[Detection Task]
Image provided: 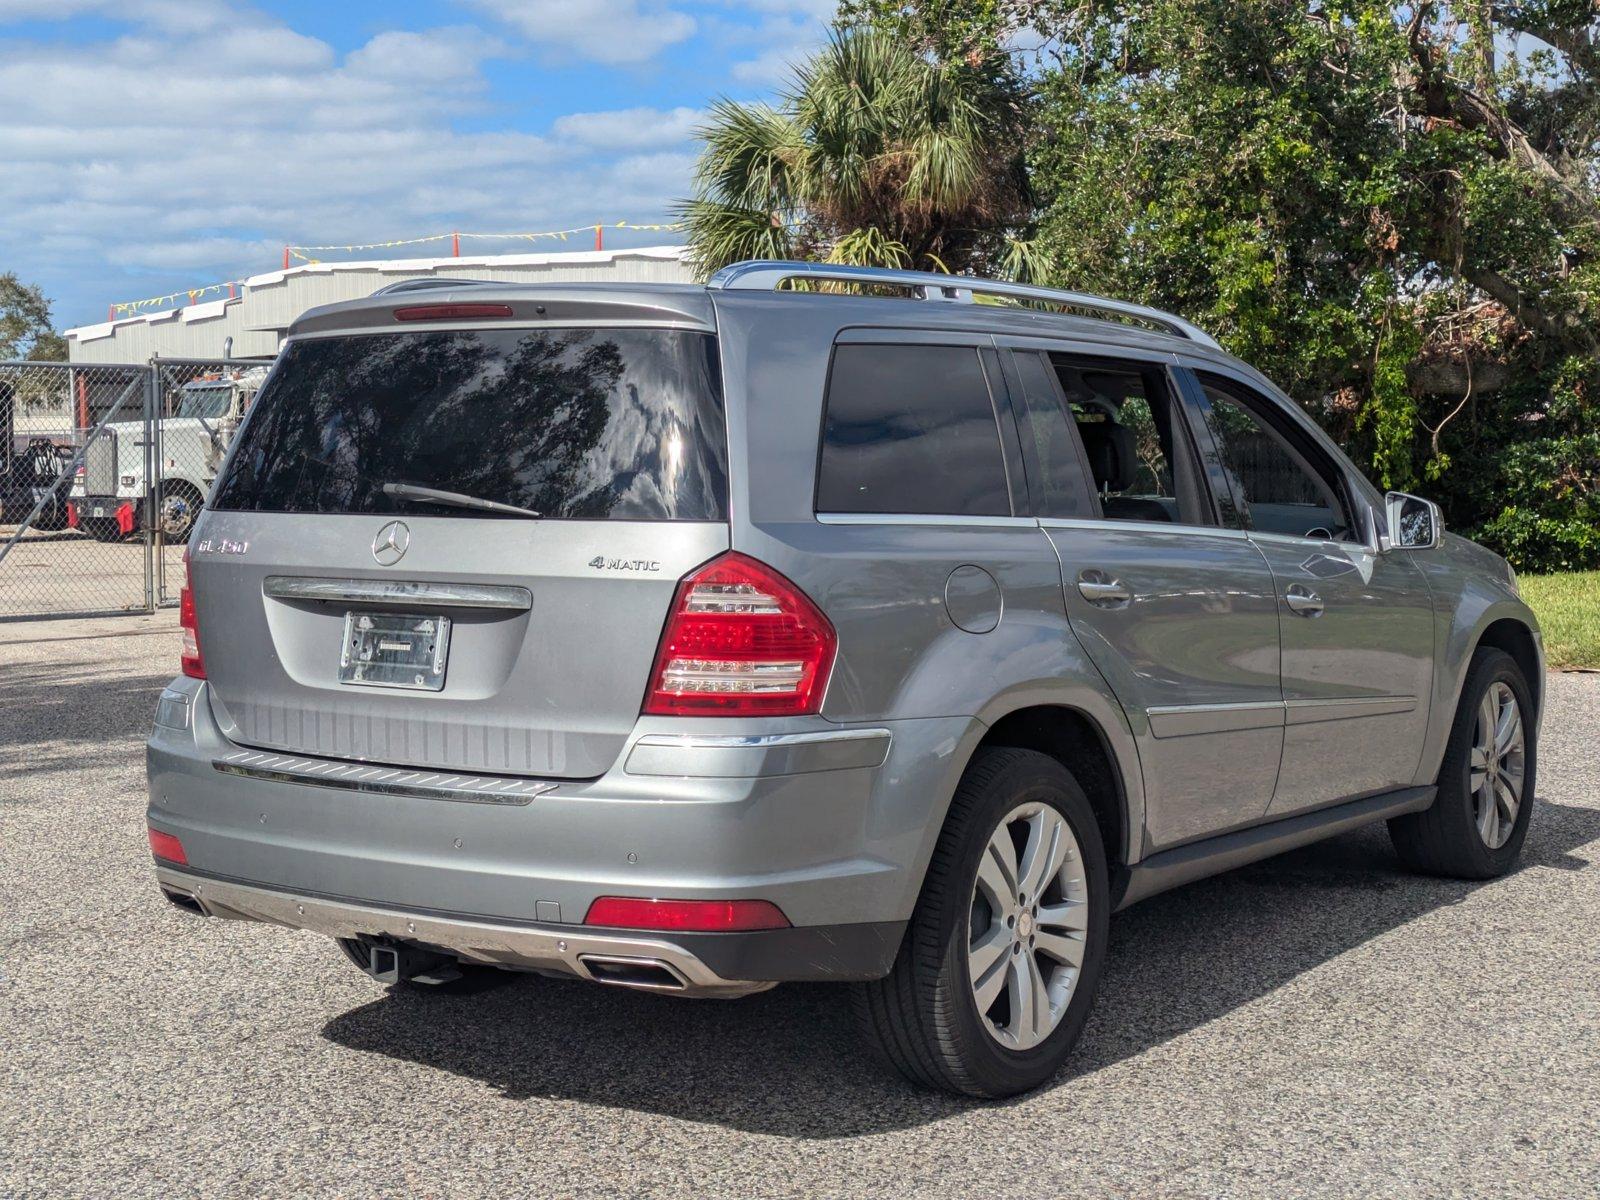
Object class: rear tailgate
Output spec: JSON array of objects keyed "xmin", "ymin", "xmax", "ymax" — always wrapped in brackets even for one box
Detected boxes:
[
  {"xmin": 193, "ymin": 312, "xmax": 728, "ymax": 779},
  {"xmin": 194, "ymin": 513, "xmax": 725, "ymax": 777}
]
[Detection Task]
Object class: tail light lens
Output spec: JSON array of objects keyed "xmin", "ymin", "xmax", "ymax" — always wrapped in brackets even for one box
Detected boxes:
[
  {"xmin": 643, "ymin": 552, "xmax": 836, "ymax": 716},
  {"xmin": 179, "ymin": 548, "xmax": 204, "ymax": 679},
  {"xmin": 147, "ymin": 827, "xmax": 188, "ymax": 865},
  {"xmin": 584, "ymin": 896, "xmax": 790, "ymax": 932}
]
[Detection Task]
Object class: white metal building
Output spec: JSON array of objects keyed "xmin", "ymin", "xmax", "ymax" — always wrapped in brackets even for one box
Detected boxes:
[{"xmin": 65, "ymin": 246, "xmax": 694, "ymax": 364}]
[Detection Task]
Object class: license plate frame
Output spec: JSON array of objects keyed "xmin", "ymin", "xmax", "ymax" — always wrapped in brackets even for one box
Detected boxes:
[{"xmin": 339, "ymin": 611, "xmax": 451, "ymax": 691}]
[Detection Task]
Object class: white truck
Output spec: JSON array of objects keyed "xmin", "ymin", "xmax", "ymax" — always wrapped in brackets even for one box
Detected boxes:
[{"xmin": 70, "ymin": 366, "xmax": 269, "ymax": 543}]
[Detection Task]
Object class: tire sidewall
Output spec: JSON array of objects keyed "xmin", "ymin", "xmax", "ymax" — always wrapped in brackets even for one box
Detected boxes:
[{"xmin": 932, "ymin": 755, "xmax": 1111, "ymax": 1096}]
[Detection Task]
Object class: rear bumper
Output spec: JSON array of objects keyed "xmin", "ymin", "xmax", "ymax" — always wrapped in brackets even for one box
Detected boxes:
[
  {"xmin": 156, "ymin": 865, "xmax": 903, "ymax": 995},
  {"xmin": 148, "ymin": 678, "xmax": 976, "ymax": 982}
]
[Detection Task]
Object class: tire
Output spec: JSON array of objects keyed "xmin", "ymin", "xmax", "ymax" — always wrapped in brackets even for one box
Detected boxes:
[
  {"xmin": 1389, "ymin": 647, "xmax": 1536, "ymax": 879},
  {"xmin": 854, "ymin": 747, "xmax": 1110, "ymax": 1098},
  {"xmin": 155, "ymin": 483, "xmax": 204, "ymax": 545}
]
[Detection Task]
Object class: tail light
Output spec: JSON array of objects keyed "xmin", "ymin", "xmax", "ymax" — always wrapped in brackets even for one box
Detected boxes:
[
  {"xmin": 147, "ymin": 827, "xmax": 188, "ymax": 865},
  {"xmin": 179, "ymin": 548, "xmax": 204, "ymax": 678},
  {"xmin": 583, "ymin": 896, "xmax": 790, "ymax": 932},
  {"xmin": 643, "ymin": 552, "xmax": 836, "ymax": 716}
]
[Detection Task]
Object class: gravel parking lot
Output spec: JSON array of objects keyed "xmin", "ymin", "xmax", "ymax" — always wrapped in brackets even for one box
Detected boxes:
[{"xmin": 3, "ymin": 614, "xmax": 1597, "ymax": 1199}]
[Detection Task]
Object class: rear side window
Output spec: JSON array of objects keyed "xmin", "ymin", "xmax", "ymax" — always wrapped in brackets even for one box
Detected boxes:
[
  {"xmin": 212, "ymin": 328, "xmax": 727, "ymax": 521},
  {"xmin": 816, "ymin": 344, "xmax": 1011, "ymax": 516}
]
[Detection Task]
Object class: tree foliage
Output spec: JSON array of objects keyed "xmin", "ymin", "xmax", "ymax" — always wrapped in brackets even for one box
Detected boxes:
[
  {"xmin": 678, "ymin": 26, "xmax": 1032, "ymax": 278},
  {"xmin": 809, "ymin": 1, "xmax": 1600, "ymax": 570},
  {"xmin": 0, "ymin": 273, "xmax": 65, "ymax": 362}
]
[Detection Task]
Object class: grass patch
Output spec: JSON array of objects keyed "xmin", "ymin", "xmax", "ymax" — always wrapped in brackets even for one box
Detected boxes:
[{"xmin": 1520, "ymin": 571, "xmax": 1600, "ymax": 670}]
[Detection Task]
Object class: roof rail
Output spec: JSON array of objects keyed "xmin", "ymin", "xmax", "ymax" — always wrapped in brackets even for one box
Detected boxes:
[
  {"xmin": 705, "ymin": 260, "xmax": 1220, "ymax": 349},
  {"xmin": 370, "ymin": 277, "xmax": 502, "ymax": 297}
]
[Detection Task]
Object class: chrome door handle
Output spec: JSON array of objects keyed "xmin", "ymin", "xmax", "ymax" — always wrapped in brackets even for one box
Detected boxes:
[
  {"xmin": 1077, "ymin": 570, "xmax": 1131, "ymax": 608},
  {"xmin": 1285, "ymin": 585, "xmax": 1323, "ymax": 617}
]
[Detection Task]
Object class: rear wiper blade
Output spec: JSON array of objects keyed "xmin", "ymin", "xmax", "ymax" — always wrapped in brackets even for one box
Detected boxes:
[{"xmin": 381, "ymin": 482, "xmax": 542, "ymax": 518}]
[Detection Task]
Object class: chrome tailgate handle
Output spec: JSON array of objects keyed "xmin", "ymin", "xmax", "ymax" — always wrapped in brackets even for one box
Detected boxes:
[
  {"xmin": 1077, "ymin": 570, "xmax": 1131, "ymax": 608},
  {"xmin": 1285, "ymin": 585, "xmax": 1324, "ymax": 617}
]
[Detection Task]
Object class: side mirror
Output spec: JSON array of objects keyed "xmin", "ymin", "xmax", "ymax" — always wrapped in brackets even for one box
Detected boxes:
[{"xmin": 1385, "ymin": 491, "xmax": 1442, "ymax": 550}]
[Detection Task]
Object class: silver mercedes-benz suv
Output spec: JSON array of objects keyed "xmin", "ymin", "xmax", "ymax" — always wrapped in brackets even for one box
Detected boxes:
[{"xmin": 148, "ymin": 261, "xmax": 1543, "ymax": 1097}]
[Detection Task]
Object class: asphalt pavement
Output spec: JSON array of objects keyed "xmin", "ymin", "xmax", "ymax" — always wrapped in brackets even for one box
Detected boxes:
[{"xmin": 2, "ymin": 614, "xmax": 1597, "ymax": 1199}]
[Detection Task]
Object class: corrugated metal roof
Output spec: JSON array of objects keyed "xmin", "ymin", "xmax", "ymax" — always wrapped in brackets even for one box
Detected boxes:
[{"xmin": 66, "ymin": 246, "xmax": 693, "ymax": 363}]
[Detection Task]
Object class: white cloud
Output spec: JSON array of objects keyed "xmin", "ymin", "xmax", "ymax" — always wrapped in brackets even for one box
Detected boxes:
[
  {"xmin": 0, "ymin": 5, "xmax": 710, "ymax": 325},
  {"xmin": 468, "ymin": 0, "xmax": 696, "ymax": 65},
  {"xmin": 553, "ymin": 105, "xmax": 702, "ymax": 150},
  {"xmin": 731, "ymin": 46, "xmax": 806, "ymax": 87}
]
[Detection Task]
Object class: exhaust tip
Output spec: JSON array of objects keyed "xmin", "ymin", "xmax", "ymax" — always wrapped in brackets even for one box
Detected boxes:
[
  {"xmin": 578, "ymin": 955, "xmax": 688, "ymax": 992},
  {"xmin": 161, "ymin": 886, "xmax": 205, "ymax": 916}
]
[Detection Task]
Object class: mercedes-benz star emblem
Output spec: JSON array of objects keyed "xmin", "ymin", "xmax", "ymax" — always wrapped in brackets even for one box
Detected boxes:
[{"xmin": 372, "ymin": 520, "xmax": 410, "ymax": 566}]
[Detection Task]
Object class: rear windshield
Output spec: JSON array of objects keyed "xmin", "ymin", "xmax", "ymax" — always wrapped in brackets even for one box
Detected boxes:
[{"xmin": 212, "ymin": 328, "xmax": 727, "ymax": 521}]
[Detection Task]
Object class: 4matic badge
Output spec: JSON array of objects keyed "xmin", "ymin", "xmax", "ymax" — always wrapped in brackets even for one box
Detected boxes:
[{"xmin": 588, "ymin": 556, "xmax": 661, "ymax": 573}]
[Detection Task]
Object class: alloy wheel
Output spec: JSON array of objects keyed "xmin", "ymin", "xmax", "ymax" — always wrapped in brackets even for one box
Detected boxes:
[
  {"xmin": 1471, "ymin": 681, "xmax": 1525, "ymax": 850},
  {"xmin": 967, "ymin": 802, "xmax": 1089, "ymax": 1050}
]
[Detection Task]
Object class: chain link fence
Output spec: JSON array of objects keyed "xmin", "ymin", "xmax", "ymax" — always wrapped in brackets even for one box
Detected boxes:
[{"xmin": 0, "ymin": 356, "xmax": 273, "ymax": 620}]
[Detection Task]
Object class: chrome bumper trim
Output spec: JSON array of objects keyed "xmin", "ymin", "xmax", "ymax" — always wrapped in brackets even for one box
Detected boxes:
[
  {"xmin": 633, "ymin": 727, "xmax": 891, "ymax": 750},
  {"xmin": 155, "ymin": 867, "xmax": 770, "ymax": 999},
  {"xmin": 212, "ymin": 748, "xmax": 559, "ymax": 805}
]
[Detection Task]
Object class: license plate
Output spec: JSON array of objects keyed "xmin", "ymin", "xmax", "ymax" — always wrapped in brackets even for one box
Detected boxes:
[
  {"xmin": 339, "ymin": 612, "xmax": 451, "ymax": 691},
  {"xmin": 90, "ymin": 505, "xmax": 107, "ymax": 517}
]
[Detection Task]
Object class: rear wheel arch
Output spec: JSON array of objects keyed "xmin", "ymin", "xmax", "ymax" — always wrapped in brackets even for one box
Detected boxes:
[{"xmin": 967, "ymin": 704, "xmax": 1131, "ymax": 874}]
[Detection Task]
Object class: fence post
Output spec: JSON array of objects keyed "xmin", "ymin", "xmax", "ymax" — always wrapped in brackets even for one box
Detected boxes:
[{"xmin": 143, "ymin": 360, "xmax": 158, "ymax": 612}]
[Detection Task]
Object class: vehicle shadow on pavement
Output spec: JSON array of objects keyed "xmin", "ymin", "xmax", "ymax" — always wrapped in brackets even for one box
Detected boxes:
[
  {"xmin": 321, "ymin": 798, "xmax": 1600, "ymax": 1137},
  {"xmin": 0, "ymin": 660, "xmax": 173, "ymax": 785}
]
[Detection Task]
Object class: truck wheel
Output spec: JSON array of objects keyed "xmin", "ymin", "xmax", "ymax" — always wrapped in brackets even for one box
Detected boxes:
[
  {"xmin": 156, "ymin": 483, "xmax": 204, "ymax": 544},
  {"xmin": 854, "ymin": 747, "xmax": 1110, "ymax": 1098},
  {"xmin": 1389, "ymin": 647, "xmax": 1537, "ymax": 879}
]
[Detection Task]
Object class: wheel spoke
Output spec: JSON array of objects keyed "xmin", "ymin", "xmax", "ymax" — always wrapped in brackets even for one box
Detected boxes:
[
  {"xmin": 975, "ymin": 835, "xmax": 1018, "ymax": 911},
  {"xmin": 1033, "ymin": 928, "xmax": 1085, "ymax": 968},
  {"xmin": 971, "ymin": 944, "xmax": 1010, "ymax": 1013},
  {"xmin": 969, "ymin": 923, "xmax": 1010, "ymax": 988},
  {"xmin": 1008, "ymin": 955, "xmax": 1035, "ymax": 1039},
  {"xmin": 1493, "ymin": 694, "xmax": 1519, "ymax": 755},
  {"xmin": 1477, "ymin": 788, "xmax": 1497, "ymax": 845},
  {"xmin": 1477, "ymin": 692, "xmax": 1497, "ymax": 755},
  {"xmin": 1036, "ymin": 899, "xmax": 1088, "ymax": 934},
  {"xmin": 1494, "ymin": 776, "xmax": 1520, "ymax": 824},
  {"xmin": 1019, "ymin": 812, "xmax": 1068, "ymax": 899}
]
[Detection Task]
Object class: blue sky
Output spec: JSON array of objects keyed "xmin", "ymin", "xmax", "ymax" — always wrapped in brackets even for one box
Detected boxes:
[{"xmin": 0, "ymin": 0, "xmax": 834, "ymax": 330}]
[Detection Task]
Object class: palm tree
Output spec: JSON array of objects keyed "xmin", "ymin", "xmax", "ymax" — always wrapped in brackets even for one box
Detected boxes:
[{"xmin": 678, "ymin": 27, "xmax": 1033, "ymax": 279}]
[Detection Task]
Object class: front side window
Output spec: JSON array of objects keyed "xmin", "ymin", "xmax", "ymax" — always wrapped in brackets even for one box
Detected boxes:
[
  {"xmin": 816, "ymin": 343, "xmax": 1011, "ymax": 516},
  {"xmin": 1197, "ymin": 374, "xmax": 1354, "ymax": 541},
  {"xmin": 211, "ymin": 328, "xmax": 728, "ymax": 521}
]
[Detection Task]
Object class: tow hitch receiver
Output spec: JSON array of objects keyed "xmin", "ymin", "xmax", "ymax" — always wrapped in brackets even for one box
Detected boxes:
[{"xmin": 356, "ymin": 939, "xmax": 462, "ymax": 987}]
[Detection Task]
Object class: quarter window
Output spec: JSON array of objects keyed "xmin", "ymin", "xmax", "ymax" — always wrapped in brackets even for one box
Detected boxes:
[{"xmin": 816, "ymin": 344, "xmax": 1011, "ymax": 516}]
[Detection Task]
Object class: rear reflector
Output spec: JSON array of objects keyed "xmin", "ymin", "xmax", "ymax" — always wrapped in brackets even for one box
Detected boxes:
[
  {"xmin": 393, "ymin": 303, "xmax": 514, "ymax": 322},
  {"xmin": 147, "ymin": 827, "xmax": 188, "ymax": 865},
  {"xmin": 179, "ymin": 547, "xmax": 204, "ymax": 679},
  {"xmin": 583, "ymin": 896, "xmax": 790, "ymax": 932},
  {"xmin": 643, "ymin": 552, "xmax": 836, "ymax": 716}
]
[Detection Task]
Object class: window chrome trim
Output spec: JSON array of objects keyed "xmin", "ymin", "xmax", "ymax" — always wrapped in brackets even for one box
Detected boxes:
[
  {"xmin": 814, "ymin": 512, "xmax": 1040, "ymax": 528},
  {"xmin": 1038, "ymin": 517, "xmax": 1249, "ymax": 540},
  {"xmin": 264, "ymin": 576, "xmax": 533, "ymax": 611}
]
